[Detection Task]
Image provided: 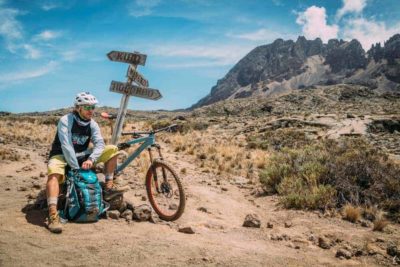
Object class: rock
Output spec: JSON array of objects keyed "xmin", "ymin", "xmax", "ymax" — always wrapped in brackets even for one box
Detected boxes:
[
  {"xmin": 318, "ymin": 236, "xmax": 332, "ymax": 249},
  {"xmin": 387, "ymin": 244, "xmax": 399, "ymax": 257},
  {"xmin": 360, "ymin": 219, "xmax": 372, "ymax": 227},
  {"xmin": 32, "ymin": 182, "xmax": 41, "ymax": 190},
  {"xmin": 197, "ymin": 207, "xmax": 208, "ymax": 213},
  {"xmin": 169, "ymin": 203, "xmax": 178, "ymax": 210},
  {"xmin": 39, "ymin": 172, "xmax": 46, "ymax": 178},
  {"xmin": 5, "ymin": 187, "xmax": 11, "ymax": 191},
  {"xmin": 27, "ymin": 192, "xmax": 37, "ymax": 199},
  {"xmin": 108, "ymin": 194, "xmax": 124, "ymax": 211},
  {"xmin": 133, "ymin": 204, "xmax": 152, "ymax": 221},
  {"xmin": 336, "ymin": 248, "xmax": 352, "ymax": 259},
  {"xmin": 243, "ymin": 214, "xmax": 261, "ymax": 228},
  {"xmin": 107, "ymin": 210, "xmax": 120, "ymax": 220},
  {"xmin": 267, "ymin": 222, "xmax": 274, "ymax": 228},
  {"xmin": 118, "ymin": 201, "xmax": 127, "ymax": 213},
  {"xmin": 141, "ymin": 196, "xmax": 147, "ymax": 201},
  {"xmin": 284, "ymin": 221, "xmax": 293, "ymax": 228},
  {"xmin": 17, "ymin": 186, "xmax": 28, "ymax": 192},
  {"xmin": 125, "ymin": 199, "xmax": 135, "ymax": 211},
  {"xmin": 178, "ymin": 226, "xmax": 195, "ymax": 234},
  {"xmin": 149, "ymin": 214, "xmax": 162, "ymax": 224},
  {"xmin": 120, "ymin": 209, "xmax": 133, "ymax": 221},
  {"xmin": 347, "ymin": 113, "xmax": 356, "ymax": 119}
]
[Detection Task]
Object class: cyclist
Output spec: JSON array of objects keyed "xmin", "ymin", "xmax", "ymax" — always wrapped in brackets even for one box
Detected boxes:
[{"xmin": 46, "ymin": 92, "xmax": 128, "ymax": 233}]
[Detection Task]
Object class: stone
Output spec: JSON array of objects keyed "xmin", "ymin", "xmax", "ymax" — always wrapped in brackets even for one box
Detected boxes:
[
  {"xmin": 360, "ymin": 219, "xmax": 372, "ymax": 227},
  {"xmin": 221, "ymin": 187, "xmax": 228, "ymax": 191},
  {"xmin": 169, "ymin": 203, "xmax": 178, "ymax": 210},
  {"xmin": 149, "ymin": 214, "xmax": 162, "ymax": 224},
  {"xmin": 141, "ymin": 196, "xmax": 147, "ymax": 201},
  {"xmin": 108, "ymin": 195, "xmax": 124, "ymax": 211},
  {"xmin": 267, "ymin": 222, "xmax": 274, "ymax": 228},
  {"xmin": 318, "ymin": 236, "xmax": 331, "ymax": 249},
  {"xmin": 39, "ymin": 172, "xmax": 46, "ymax": 178},
  {"xmin": 118, "ymin": 201, "xmax": 127, "ymax": 213},
  {"xmin": 32, "ymin": 182, "xmax": 41, "ymax": 190},
  {"xmin": 133, "ymin": 204, "xmax": 152, "ymax": 221},
  {"xmin": 387, "ymin": 244, "xmax": 399, "ymax": 257},
  {"xmin": 120, "ymin": 209, "xmax": 133, "ymax": 221},
  {"xmin": 284, "ymin": 221, "xmax": 293, "ymax": 228},
  {"xmin": 336, "ymin": 248, "xmax": 352, "ymax": 259},
  {"xmin": 178, "ymin": 226, "xmax": 195, "ymax": 234},
  {"xmin": 107, "ymin": 210, "xmax": 120, "ymax": 220},
  {"xmin": 125, "ymin": 199, "xmax": 135, "ymax": 211},
  {"xmin": 243, "ymin": 214, "xmax": 261, "ymax": 228},
  {"xmin": 197, "ymin": 207, "xmax": 208, "ymax": 213},
  {"xmin": 17, "ymin": 186, "xmax": 27, "ymax": 192}
]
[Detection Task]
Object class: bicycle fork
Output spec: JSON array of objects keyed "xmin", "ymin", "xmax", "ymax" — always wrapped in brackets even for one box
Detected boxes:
[{"xmin": 148, "ymin": 145, "xmax": 171, "ymax": 195}]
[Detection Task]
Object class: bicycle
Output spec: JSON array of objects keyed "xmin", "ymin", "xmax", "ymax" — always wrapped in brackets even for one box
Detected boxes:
[{"xmin": 102, "ymin": 113, "xmax": 185, "ymax": 221}]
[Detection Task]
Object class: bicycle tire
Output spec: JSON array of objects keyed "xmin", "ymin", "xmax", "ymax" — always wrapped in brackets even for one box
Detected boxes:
[{"xmin": 145, "ymin": 159, "xmax": 185, "ymax": 221}]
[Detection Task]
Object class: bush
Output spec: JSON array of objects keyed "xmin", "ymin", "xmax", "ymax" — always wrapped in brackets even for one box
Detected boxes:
[
  {"xmin": 259, "ymin": 138, "xmax": 400, "ymax": 215},
  {"xmin": 342, "ymin": 204, "xmax": 361, "ymax": 223}
]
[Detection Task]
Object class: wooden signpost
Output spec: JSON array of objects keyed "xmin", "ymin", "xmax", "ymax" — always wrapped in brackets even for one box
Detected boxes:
[{"xmin": 107, "ymin": 51, "xmax": 162, "ymax": 144}]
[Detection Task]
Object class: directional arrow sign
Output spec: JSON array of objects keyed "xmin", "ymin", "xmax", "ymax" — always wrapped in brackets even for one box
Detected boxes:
[
  {"xmin": 127, "ymin": 66, "xmax": 149, "ymax": 87},
  {"xmin": 109, "ymin": 81, "xmax": 162, "ymax": 100},
  {"xmin": 107, "ymin": 51, "xmax": 147, "ymax": 66}
]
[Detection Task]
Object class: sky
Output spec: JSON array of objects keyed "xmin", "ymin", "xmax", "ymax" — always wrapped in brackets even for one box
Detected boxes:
[{"xmin": 0, "ymin": 0, "xmax": 399, "ymax": 113}]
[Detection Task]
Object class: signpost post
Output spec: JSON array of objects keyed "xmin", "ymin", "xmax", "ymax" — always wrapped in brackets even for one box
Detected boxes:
[{"xmin": 107, "ymin": 51, "xmax": 162, "ymax": 144}]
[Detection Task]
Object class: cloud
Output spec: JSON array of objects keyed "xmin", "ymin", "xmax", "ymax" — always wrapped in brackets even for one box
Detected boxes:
[
  {"xmin": 336, "ymin": 0, "xmax": 366, "ymax": 20},
  {"xmin": 228, "ymin": 28, "xmax": 295, "ymax": 42},
  {"xmin": 60, "ymin": 50, "xmax": 79, "ymax": 62},
  {"xmin": 149, "ymin": 44, "xmax": 253, "ymax": 68},
  {"xmin": 23, "ymin": 44, "xmax": 41, "ymax": 59},
  {"xmin": 34, "ymin": 30, "xmax": 62, "ymax": 41},
  {"xmin": 342, "ymin": 18, "xmax": 400, "ymax": 50},
  {"xmin": 0, "ymin": 7, "xmax": 23, "ymax": 43},
  {"xmin": 296, "ymin": 6, "xmax": 339, "ymax": 42},
  {"xmin": 0, "ymin": 61, "xmax": 58, "ymax": 84},
  {"xmin": 128, "ymin": 0, "xmax": 161, "ymax": 17}
]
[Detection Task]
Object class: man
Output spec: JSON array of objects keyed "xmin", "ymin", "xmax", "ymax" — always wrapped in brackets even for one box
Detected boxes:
[{"xmin": 46, "ymin": 92, "xmax": 128, "ymax": 233}]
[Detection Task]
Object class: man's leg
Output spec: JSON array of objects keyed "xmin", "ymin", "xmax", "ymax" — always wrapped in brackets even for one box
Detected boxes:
[
  {"xmin": 46, "ymin": 155, "xmax": 66, "ymax": 233},
  {"xmin": 97, "ymin": 145, "xmax": 129, "ymax": 199},
  {"xmin": 104, "ymin": 154, "xmax": 117, "ymax": 190},
  {"xmin": 46, "ymin": 174, "xmax": 63, "ymax": 233}
]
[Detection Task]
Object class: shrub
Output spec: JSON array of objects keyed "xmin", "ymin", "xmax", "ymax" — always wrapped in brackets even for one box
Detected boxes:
[
  {"xmin": 342, "ymin": 204, "xmax": 361, "ymax": 223},
  {"xmin": 259, "ymin": 138, "xmax": 400, "ymax": 215}
]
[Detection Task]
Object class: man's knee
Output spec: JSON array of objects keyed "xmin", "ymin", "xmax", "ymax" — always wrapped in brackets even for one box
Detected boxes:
[{"xmin": 47, "ymin": 173, "xmax": 63, "ymax": 184}]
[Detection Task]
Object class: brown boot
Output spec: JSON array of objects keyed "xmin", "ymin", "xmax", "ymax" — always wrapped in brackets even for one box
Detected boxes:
[
  {"xmin": 104, "ymin": 180, "xmax": 129, "ymax": 201},
  {"xmin": 48, "ymin": 207, "xmax": 62, "ymax": 234}
]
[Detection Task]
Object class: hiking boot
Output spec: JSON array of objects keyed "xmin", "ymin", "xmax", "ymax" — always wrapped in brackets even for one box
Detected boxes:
[
  {"xmin": 103, "ymin": 183, "xmax": 130, "ymax": 201},
  {"xmin": 48, "ymin": 213, "xmax": 62, "ymax": 234}
]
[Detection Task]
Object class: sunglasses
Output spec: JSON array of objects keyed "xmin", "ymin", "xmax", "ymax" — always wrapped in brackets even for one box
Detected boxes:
[{"xmin": 82, "ymin": 105, "xmax": 96, "ymax": 111}]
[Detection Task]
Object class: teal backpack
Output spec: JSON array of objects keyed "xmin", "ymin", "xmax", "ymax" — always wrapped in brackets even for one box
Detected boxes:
[{"xmin": 59, "ymin": 169, "xmax": 109, "ymax": 222}]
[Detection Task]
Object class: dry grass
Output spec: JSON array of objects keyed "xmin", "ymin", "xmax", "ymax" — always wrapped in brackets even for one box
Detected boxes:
[
  {"xmin": 372, "ymin": 209, "xmax": 389, "ymax": 231},
  {"xmin": 343, "ymin": 204, "xmax": 361, "ymax": 223},
  {"xmin": 162, "ymin": 129, "xmax": 269, "ymax": 179}
]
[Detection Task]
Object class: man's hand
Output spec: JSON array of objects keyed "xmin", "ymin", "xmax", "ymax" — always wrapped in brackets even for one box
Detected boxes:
[{"xmin": 82, "ymin": 159, "xmax": 93, "ymax": 170}]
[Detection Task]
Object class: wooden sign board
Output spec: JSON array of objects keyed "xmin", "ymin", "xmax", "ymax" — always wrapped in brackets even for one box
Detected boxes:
[
  {"xmin": 127, "ymin": 66, "xmax": 149, "ymax": 87},
  {"xmin": 110, "ymin": 81, "xmax": 162, "ymax": 100},
  {"xmin": 107, "ymin": 51, "xmax": 147, "ymax": 66}
]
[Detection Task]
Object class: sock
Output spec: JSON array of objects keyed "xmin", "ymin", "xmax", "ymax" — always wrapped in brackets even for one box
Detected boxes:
[
  {"xmin": 105, "ymin": 173, "xmax": 114, "ymax": 181},
  {"xmin": 47, "ymin": 197, "xmax": 58, "ymax": 215}
]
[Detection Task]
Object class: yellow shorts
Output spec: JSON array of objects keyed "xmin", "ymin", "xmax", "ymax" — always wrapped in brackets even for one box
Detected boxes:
[{"xmin": 47, "ymin": 145, "xmax": 120, "ymax": 183}]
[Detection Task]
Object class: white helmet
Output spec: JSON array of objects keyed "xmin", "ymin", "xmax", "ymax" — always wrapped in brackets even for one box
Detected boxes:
[{"xmin": 74, "ymin": 92, "xmax": 98, "ymax": 106}]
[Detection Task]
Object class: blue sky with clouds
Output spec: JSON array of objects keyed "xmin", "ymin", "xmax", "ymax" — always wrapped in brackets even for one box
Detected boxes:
[{"xmin": 0, "ymin": 0, "xmax": 399, "ymax": 112}]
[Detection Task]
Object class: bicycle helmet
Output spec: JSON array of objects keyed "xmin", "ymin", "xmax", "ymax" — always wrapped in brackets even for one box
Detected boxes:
[{"xmin": 74, "ymin": 92, "xmax": 98, "ymax": 106}]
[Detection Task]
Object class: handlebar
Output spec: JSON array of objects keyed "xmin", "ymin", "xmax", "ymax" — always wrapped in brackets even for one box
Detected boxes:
[{"xmin": 121, "ymin": 124, "xmax": 178, "ymax": 137}]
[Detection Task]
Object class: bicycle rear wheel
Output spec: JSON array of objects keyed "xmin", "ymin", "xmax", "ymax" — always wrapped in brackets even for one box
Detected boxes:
[{"xmin": 145, "ymin": 159, "xmax": 185, "ymax": 221}]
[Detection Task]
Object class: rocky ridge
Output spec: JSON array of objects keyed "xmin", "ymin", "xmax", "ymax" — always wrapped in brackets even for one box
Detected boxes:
[{"xmin": 192, "ymin": 34, "xmax": 400, "ymax": 109}]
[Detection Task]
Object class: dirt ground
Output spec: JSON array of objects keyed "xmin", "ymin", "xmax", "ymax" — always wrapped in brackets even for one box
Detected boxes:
[{"xmin": 1, "ymin": 137, "xmax": 399, "ymax": 267}]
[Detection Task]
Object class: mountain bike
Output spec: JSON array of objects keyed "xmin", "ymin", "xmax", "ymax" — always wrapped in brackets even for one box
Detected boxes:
[{"xmin": 102, "ymin": 113, "xmax": 185, "ymax": 221}]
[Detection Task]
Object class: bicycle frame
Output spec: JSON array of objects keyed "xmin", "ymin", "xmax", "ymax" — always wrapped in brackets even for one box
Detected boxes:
[{"xmin": 115, "ymin": 134, "xmax": 155, "ymax": 175}]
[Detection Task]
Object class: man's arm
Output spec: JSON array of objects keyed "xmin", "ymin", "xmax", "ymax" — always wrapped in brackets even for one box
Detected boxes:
[
  {"xmin": 88, "ymin": 120, "xmax": 105, "ymax": 163},
  {"xmin": 58, "ymin": 114, "xmax": 80, "ymax": 169}
]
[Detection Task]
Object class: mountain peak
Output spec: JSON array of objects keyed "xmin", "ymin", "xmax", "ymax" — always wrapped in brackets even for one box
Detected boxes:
[{"xmin": 191, "ymin": 34, "xmax": 400, "ymax": 109}]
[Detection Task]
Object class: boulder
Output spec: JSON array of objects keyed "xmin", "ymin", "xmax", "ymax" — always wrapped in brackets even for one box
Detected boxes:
[{"xmin": 243, "ymin": 214, "xmax": 261, "ymax": 228}]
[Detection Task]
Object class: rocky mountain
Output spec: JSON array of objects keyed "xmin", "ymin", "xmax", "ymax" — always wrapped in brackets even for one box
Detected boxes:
[{"xmin": 191, "ymin": 34, "xmax": 400, "ymax": 109}]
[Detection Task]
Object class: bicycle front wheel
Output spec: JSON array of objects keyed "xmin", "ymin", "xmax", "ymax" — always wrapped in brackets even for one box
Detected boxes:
[{"xmin": 145, "ymin": 159, "xmax": 185, "ymax": 221}]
